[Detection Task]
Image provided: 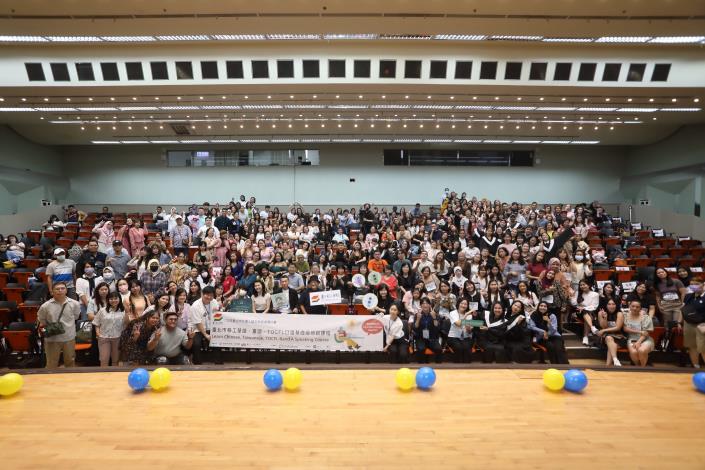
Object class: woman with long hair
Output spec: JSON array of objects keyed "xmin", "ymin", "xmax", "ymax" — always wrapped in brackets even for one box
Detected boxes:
[
  {"xmin": 119, "ymin": 309, "xmax": 161, "ymax": 365},
  {"xmin": 92, "ymin": 291, "xmax": 126, "ymax": 367}
]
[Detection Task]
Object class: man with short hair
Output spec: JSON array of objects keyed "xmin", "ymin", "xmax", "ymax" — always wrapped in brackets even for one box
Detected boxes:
[
  {"xmin": 169, "ymin": 215, "xmax": 192, "ymax": 258},
  {"xmin": 38, "ymin": 282, "xmax": 82, "ymax": 369},
  {"xmin": 272, "ymin": 276, "xmax": 299, "ymax": 314},
  {"xmin": 106, "ymin": 240, "xmax": 130, "ymax": 279},
  {"xmin": 77, "ymin": 239, "xmax": 107, "ymax": 277},
  {"xmin": 149, "ymin": 311, "xmax": 194, "ymax": 365},
  {"xmin": 46, "ymin": 248, "xmax": 77, "ymax": 299},
  {"xmin": 154, "ymin": 205, "xmax": 169, "ymax": 232},
  {"xmin": 188, "ymin": 286, "xmax": 222, "ymax": 364},
  {"xmin": 286, "ymin": 263, "xmax": 305, "ymax": 293}
]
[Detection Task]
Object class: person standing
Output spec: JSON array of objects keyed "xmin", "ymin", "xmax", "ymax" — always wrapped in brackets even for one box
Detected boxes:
[
  {"xmin": 188, "ymin": 286, "xmax": 221, "ymax": 364},
  {"xmin": 92, "ymin": 291, "xmax": 126, "ymax": 367},
  {"xmin": 106, "ymin": 240, "xmax": 131, "ymax": 279},
  {"xmin": 169, "ymin": 215, "xmax": 192, "ymax": 258},
  {"xmin": 38, "ymin": 282, "xmax": 82, "ymax": 369},
  {"xmin": 46, "ymin": 248, "xmax": 77, "ymax": 299}
]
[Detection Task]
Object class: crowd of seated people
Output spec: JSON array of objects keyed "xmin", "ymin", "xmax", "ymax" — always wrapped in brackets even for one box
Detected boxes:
[{"xmin": 1, "ymin": 192, "xmax": 704, "ymax": 369}]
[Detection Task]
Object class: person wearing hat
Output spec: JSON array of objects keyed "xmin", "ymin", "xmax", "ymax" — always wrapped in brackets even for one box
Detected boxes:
[
  {"xmin": 46, "ymin": 247, "xmax": 78, "ymax": 299},
  {"xmin": 299, "ymin": 277, "xmax": 327, "ymax": 315},
  {"xmin": 106, "ymin": 240, "xmax": 130, "ymax": 279},
  {"xmin": 139, "ymin": 258, "xmax": 168, "ymax": 298},
  {"xmin": 169, "ymin": 214, "xmax": 192, "ymax": 258}
]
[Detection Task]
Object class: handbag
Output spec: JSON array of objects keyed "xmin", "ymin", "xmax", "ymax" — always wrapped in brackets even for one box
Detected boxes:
[
  {"xmin": 44, "ymin": 303, "xmax": 67, "ymax": 337},
  {"xmin": 75, "ymin": 320, "xmax": 93, "ymax": 344}
]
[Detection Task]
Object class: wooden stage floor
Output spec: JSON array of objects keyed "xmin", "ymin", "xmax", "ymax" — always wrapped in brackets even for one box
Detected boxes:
[{"xmin": 1, "ymin": 369, "xmax": 704, "ymax": 469}]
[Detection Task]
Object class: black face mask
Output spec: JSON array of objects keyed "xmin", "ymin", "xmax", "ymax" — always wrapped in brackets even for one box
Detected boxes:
[{"xmin": 150, "ymin": 265, "xmax": 159, "ymax": 272}]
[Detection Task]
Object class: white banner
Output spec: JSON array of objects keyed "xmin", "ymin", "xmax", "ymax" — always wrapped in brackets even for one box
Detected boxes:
[
  {"xmin": 209, "ymin": 312, "xmax": 384, "ymax": 351},
  {"xmin": 310, "ymin": 289, "xmax": 342, "ymax": 306}
]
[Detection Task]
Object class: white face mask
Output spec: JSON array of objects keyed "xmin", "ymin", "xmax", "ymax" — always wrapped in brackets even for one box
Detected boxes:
[
  {"xmin": 118, "ymin": 285, "xmax": 128, "ymax": 294},
  {"xmin": 575, "ymin": 255, "xmax": 584, "ymax": 261},
  {"xmin": 56, "ymin": 255, "xmax": 66, "ymax": 262}
]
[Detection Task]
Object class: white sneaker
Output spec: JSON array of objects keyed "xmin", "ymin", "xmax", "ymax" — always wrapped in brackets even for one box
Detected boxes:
[
  {"xmin": 582, "ymin": 336, "xmax": 589, "ymax": 346},
  {"xmin": 613, "ymin": 358, "xmax": 622, "ymax": 367},
  {"xmin": 591, "ymin": 325, "xmax": 599, "ymax": 334}
]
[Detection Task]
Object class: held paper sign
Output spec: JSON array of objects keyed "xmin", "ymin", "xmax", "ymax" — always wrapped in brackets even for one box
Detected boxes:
[
  {"xmin": 209, "ymin": 312, "xmax": 384, "ymax": 351},
  {"xmin": 270, "ymin": 292, "xmax": 290, "ymax": 311},
  {"xmin": 310, "ymin": 289, "xmax": 342, "ymax": 306}
]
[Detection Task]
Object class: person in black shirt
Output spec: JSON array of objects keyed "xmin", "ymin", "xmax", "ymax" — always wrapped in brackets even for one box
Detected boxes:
[
  {"xmin": 299, "ymin": 277, "xmax": 327, "ymax": 315},
  {"xmin": 272, "ymin": 276, "xmax": 300, "ymax": 314},
  {"xmin": 413, "ymin": 297, "xmax": 442, "ymax": 363},
  {"xmin": 359, "ymin": 203, "xmax": 375, "ymax": 236},
  {"xmin": 77, "ymin": 239, "xmax": 107, "ymax": 277},
  {"xmin": 214, "ymin": 211, "xmax": 232, "ymax": 234}
]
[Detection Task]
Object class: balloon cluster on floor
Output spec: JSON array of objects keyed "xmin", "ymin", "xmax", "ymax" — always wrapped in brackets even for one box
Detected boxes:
[
  {"xmin": 396, "ymin": 367, "xmax": 437, "ymax": 391},
  {"xmin": 543, "ymin": 368, "xmax": 589, "ymax": 393},
  {"xmin": 263, "ymin": 368, "xmax": 302, "ymax": 391},
  {"xmin": 127, "ymin": 367, "xmax": 172, "ymax": 392},
  {"xmin": 0, "ymin": 373, "xmax": 23, "ymax": 397}
]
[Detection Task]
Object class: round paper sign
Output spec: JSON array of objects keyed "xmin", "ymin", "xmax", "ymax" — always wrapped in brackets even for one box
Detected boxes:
[{"xmin": 362, "ymin": 293, "xmax": 379, "ymax": 310}]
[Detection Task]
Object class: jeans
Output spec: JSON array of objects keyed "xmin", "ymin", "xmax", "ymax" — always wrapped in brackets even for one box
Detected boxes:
[
  {"xmin": 447, "ymin": 337, "xmax": 473, "ymax": 363},
  {"xmin": 154, "ymin": 353, "xmax": 190, "ymax": 365}
]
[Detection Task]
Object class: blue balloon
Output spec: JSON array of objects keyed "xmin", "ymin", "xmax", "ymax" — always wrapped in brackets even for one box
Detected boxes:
[
  {"xmin": 563, "ymin": 369, "xmax": 588, "ymax": 393},
  {"xmin": 128, "ymin": 368, "xmax": 150, "ymax": 391},
  {"xmin": 415, "ymin": 367, "xmax": 437, "ymax": 390},
  {"xmin": 263, "ymin": 369, "xmax": 283, "ymax": 391},
  {"xmin": 693, "ymin": 372, "xmax": 705, "ymax": 393}
]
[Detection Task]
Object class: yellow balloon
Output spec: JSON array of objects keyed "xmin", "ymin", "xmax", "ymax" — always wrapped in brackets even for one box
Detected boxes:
[
  {"xmin": 0, "ymin": 373, "xmax": 23, "ymax": 397},
  {"xmin": 543, "ymin": 368, "xmax": 565, "ymax": 392},
  {"xmin": 283, "ymin": 368, "xmax": 303, "ymax": 391},
  {"xmin": 149, "ymin": 367, "xmax": 172, "ymax": 391},
  {"xmin": 396, "ymin": 368, "xmax": 415, "ymax": 391}
]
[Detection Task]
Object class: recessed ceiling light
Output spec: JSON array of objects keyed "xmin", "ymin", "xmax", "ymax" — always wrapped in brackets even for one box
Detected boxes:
[
  {"xmin": 354, "ymin": 124, "xmax": 358, "ymax": 128},
  {"xmin": 154, "ymin": 97, "xmax": 159, "ymax": 100},
  {"xmin": 199, "ymin": 96, "xmax": 204, "ymax": 100},
  {"xmin": 80, "ymin": 126, "xmax": 85, "ymax": 130},
  {"xmin": 605, "ymin": 98, "xmax": 611, "ymax": 102},
  {"xmin": 387, "ymin": 124, "xmax": 392, "ymax": 128},
  {"xmin": 499, "ymin": 125, "xmax": 504, "ymax": 129},
  {"xmin": 159, "ymin": 125, "xmax": 164, "ymax": 129},
  {"xmin": 594, "ymin": 126, "xmax": 598, "ymax": 130},
  {"xmin": 578, "ymin": 126, "xmax": 583, "ymax": 130},
  {"xmin": 494, "ymin": 97, "xmax": 499, "ymax": 100},
  {"xmin": 694, "ymin": 98, "xmax": 700, "ymax": 103},
  {"xmin": 335, "ymin": 95, "xmax": 340, "ymax": 99},
  {"xmin": 240, "ymin": 125, "xmax": 244, "ymax": 128},
  {"xmin": 128, "ymin": 126, "xmax": 132, "ymax": 130},
  {"xmin": 132, "ymin": 97, "xmax": 137, "ymax": 100},
  {"xmin": 649, "ymin": 98, "xmax": 654, "ymax": 102},
  {"xmin": 672, "ymin": 98, "xmax": 677, "ymax": 102},
  {"xmin": 450, "ymin": 96, "xmax": 455, "ymax": 100},
  {"xmin": 531, "ymin": 126, "xmax": 536, "ymax": 129},
  {"xmin": 96, "ymin": 126, "xmax": 101, "ymax": 130},
  {"xmin": 304, "ymin": 124, "xmax": 308, "ymax": 128},
  {"xmin": 515, "ymin": 125, "xmax": 520, "ymax": 129},
  {"xmin": 207, "ymin": 125, "xmax": 211, "ymax": 129},
  {"xmin": 435, "ymin": 124, "xmax": 440, "ymax": 128},
  {"xmin": 563, "ymin": 126, "xmax": 567, "ymax": 130},
  {"xmin": 382, "ymin": 95, "xmax": 386, "ymax": 99},
  {"xmin": 403, "ymin": 124, "xmax": 407, "ymax": 128},
  {"xmin": 427, "ymin": 95, "xmax": 432, "ymax": 99},
  {"xmin": 313, "ymin": 95, "xmax": 318, "ymax": 99},
  {"xmin": 561, "ymin": 97, "xmax": 566, "ymax": 101},
  {"xmin": 610, "ymin": 126, "xmax": 614, "ymax": 130},
  {"xmin": 289, "ymin": 95, "xmax": 294, "ymax": 99},
  {"xmin": 43, "ymin": 97, "xmax": 49, "ymax": 102},
  {"xmin": 267, "ymin": 95, "xmax": 272, "ymax": 99},
  {"xmin": 467, "ymin": 125, "xmax": 472, "ymax": 129},
  {"xmin": 369, "ymin": 124, "xmax": 374, "ymax": 128},
  {"xmin": 484, "ymin": 125, "xmax": 488, "ymax": 129},
  {"xmin": 257, "ymin": 124, "xmax": 261, "ymax": 128},
  {"xmin": 539, "ymin": 97, "xmax": 544, "ymax": 101},
  {"xmin": 583, "ymin": 98, "xmax": 588, "ymax": 102},
  {"xmin": 21, "ymin": 98, "xmax": 26, "ymax": 102},
  {"xmin": 244, "ymin": 96, "xmax": 248, "ymax": 99},
  {"xmin": 419, "ymin": 124, "xmax": 424, "ymax": 128},
  {"xmin": 39, "ymin": 116, "xmax": 44, "ymax": 120},
  {"xmin": 547, "ymin": 126, "xmax": 552, "ymax": 129},
  {"xmin": 653, "ymin": 117, "xmax": 657, "ymax": 120},
  {"xmin": 112, "ymin": 126, "xmax": 116, "ymax": 130},
  {"xmin": 627, "ymin": 98, "xmax": 633, "ymax": 102}
]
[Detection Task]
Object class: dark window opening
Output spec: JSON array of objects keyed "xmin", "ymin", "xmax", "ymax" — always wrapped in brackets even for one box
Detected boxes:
[
  {"xmin": 455, "ymin": 61, "xmax": 472, "ymax": 79},
  {"xmin": 430, "ymin": 61, "xmax": 448, "ymax": 79},
  {"xmin": 277, "ymin": 60, "xmax": 294, "ymax": 78},
  {"xmin": 505, "ymin": 62, "xmax": 523, "ymax": 80},
  {"xmin": 354, "ymin": 60, "xmax": 371, "ymax": 78},
  {"xmin": 75, "ymin": 62, "xmax": 95, "ymax": 81},
  {"xmin": 50, "ymin": 63, "xmax": 70, "ymax": 81},
  {"xmin": 303, "ymin": 60, "xmax": 320, "ymax": 78},
  {"xmin": 201, "ymin": 61, "xmax": 219, "ymax": 79},
  {"xmin": 175, "ymin": 61, "xmax": 193, "ymax": 79},
  {"xmin": 100, "ymin": 62, "xmax": 119, "ymax": 81},
  {"xmin": 226, "ymin": 61, "xmax": 244, "ymax": 79},
  {"xmin": 404, "ymin": 60, "xmax": 422, "ymax": 78},
  {"xmin": 125, "ymin": 62, "xmax": 144, "ymax": 80},
  {"xmin": 602, "ymin": 63, "xmax": 621, "ymax": 81},
  {"xmin": 651, "ymin": 63, "xmax": 671, "ymax": 82},
  {"xmin": 25, "ymin": 63, "xmax": 45, "ymax": 81},
  {"xmin": 554, "ymin": 62, "xmax": 572, "ymax": 81},
  {"xmin": 251, "ymin": 60, "xmax": 269, "ymax": 78},
  {"xmin": 150, "ymin": 62, "xmax": 168, "ymax": 80},
  {"xmin": 480, "ymin": 61, "xmax": 497, "ymax": 79},
  {"xmin": 529, "ymin": 62, "xmax": 547, "ymax": 80},
  {"xmin": 329, "ymin": 60, "xmax": 346, "ymax": 78},
  {"xmin": 379, "ymin": 60, "xmax": 396, "ymax": 78},
  {"xmin": 627, "ymin": 63, "xmax": 646, "ymax": 82},
  {"xmin": 578, "ymin": 63, "xmax": 597, "ymax": 81}
]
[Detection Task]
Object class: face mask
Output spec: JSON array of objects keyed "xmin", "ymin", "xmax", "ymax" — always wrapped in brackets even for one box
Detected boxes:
[
  {"xmin": 689, "ymin": 284, "xmax": 702, "ymax": 294},
  {"xmin": 201, "ymin": 272, "xmax": 208, "ymax": 279},
  {"xmin": 56, "ymin": 255, "xmax": 66, "ymax": 262},
  {"xmin": 84, "ymin": 267, "xmax": 95, "ymax": 276},
  {"xmin": 150, "ymin": 265, "xmax": 159, "ymax": 272},
  {"xmin": 103, "ymin": 273, "xmax": 114, "ymax": 281},
  {"xmin": 575, "ymin": 255, "xmax": 584, "ymax": 261},
  {"xmin": 118, "ymin": 286, "xmax": 129, "ymax": 294}
]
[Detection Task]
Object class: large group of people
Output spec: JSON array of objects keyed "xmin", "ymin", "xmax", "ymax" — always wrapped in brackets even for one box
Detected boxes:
[{"xmin": 3, "ymin": 191, "xmax": 704, "ymax": 369}]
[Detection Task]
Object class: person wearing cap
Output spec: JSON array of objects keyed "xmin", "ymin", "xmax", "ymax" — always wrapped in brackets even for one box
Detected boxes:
[
  {"xmin": 106, "ymin": 240, "xmax": 130, "ymax": 280},
  {"xmin": 169, "ymin": 214, "xmax": 192, "ymax": 258},
  {"xmin": 46, "ymin": 247, "xmax": 78, "ymax": 299},
  {"xmin": 299, "ymin": 277, "xmax": 327, "ymax": 315},
  {"xmin": 139, "ymin": 258, "xmax": 168, "ymax": 298}
]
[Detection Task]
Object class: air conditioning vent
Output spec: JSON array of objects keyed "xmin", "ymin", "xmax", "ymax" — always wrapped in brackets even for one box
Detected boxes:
[{"xmin": 170, "ymin": 124, "xmax": 191, "ymax": 135}]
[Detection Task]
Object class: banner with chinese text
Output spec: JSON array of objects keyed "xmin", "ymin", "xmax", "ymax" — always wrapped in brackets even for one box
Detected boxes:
[{"xmin": 209, "ymin": 312, "xmax": 384, "ymax": 351}]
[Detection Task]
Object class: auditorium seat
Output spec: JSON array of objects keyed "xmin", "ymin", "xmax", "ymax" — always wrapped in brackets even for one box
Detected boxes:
[
  {"xmin": 654, "ymin": 258, "xmax": 675, "ymax": 268},
  {"xmin": 669, "ymin": 247, "xmax": 687, "ymax": 259},
  {"xmin": 0, "ymin": 271, "xmax": 9, "ymax": 289},
  {"xmin": 2, "ymin": 283, "xmax": 26, "ymax": 304},
  {"xmin": 616, "ymin": 270, "xmax": 635, "ymax": 283},
  {"xmin": 593, "ymin": 269, "xmax": 614, "ymax": 281},
  {"xmin": 0, "ymin": 301, "xmax": 18, "ymax": 328},
  {"xmin": 648, "ymin": 247, "xmax": 667, "ymax": 258},
  {"xmin": 690, "ymin": 247, "xmax": 705, "ymax": 259},
  {"xmin": 19, "ymin": 302, "xmax": 40, "ymax": 324},
  {"xmin": 11, "ymin": 269, "xmax": 33, "ymax": 287},
  {"xmin": 22, "ymin": 258, "xmax": 44, "ymax": 271},
  {"xmin": 328, "ymin": 304, "xmax": 349, "ymax": 315},
  {"xmin": 681, "ymin": 239, "xmax": 702, "ymax": 249},
  {"xmin": 627, "ymin": 246, "xmax": 646, "ymax": 257},
  {"xmin": 629, "ymin": 258, "xmax": 652, "ymax": 268},
  {"xmin": 26, "ymin": 230, "xmax": 42, "ymax": 243}
]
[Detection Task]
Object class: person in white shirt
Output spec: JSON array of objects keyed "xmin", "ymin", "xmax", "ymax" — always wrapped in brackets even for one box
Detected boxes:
[
  {"xmin": 195, "ymin": 217, "xmax": 219, "ymax": 241},
  {"xmin": 377, "ymin": 303, "xmax": 408, "ymax": 363},
  {"xmin": 570, "ymin": 280, "xmax": 601, "ymax": 346},
  {"xmin": 188, "ymin": 286, "xmax": 222, "ymax": 364},
  {"xmin": 447, "ymin": 298, "xmax": 473, "ymax": 363},
  {"xmin": 332, "ymin": 227, "xmax": 349, "ymax": 244}
]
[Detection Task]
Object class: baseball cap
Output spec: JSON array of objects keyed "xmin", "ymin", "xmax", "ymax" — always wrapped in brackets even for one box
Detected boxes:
[
  {"xmin": 112, "ymin": 240, "xmax": 122, "ymax": 245},
  {"xmin": 53, "ymin": 248, "xmax": 65, "ymax": 255}
]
